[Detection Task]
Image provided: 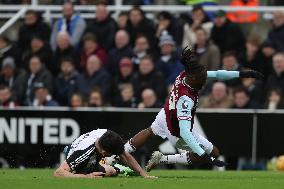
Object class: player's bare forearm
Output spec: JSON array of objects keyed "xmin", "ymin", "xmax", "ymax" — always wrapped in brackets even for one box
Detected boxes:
[
  {"xmin": 120, "ymin": 152, "xmax": 156, "ymax": 178},
  {"xmin": 54, "ymin": 161, "xmax": 104, "ymax": 178}
]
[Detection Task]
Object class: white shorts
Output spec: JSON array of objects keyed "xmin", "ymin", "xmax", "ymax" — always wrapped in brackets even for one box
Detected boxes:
[{"xmin": 150, "ymin": 108, "xmax": 213, "ymax": 154}]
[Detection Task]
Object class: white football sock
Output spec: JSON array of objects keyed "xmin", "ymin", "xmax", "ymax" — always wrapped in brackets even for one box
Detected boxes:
[
  {"xmin": 124, "ymin": 139, "xmax": 136, "ymax": 153},
  {"xmin": 160, "ymin": 153, "xmax": 191, "ymax": 164}
]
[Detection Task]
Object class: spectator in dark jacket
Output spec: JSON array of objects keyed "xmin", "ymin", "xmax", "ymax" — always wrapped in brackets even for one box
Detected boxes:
[
  {"xmin": 53, "ymin": 32, "xmax": 79, "ymax": 74},
  {"xmin": 84, "ymin": 3, "xmax": 117, "ymax": 50},
  {"xmin": 80, "ymin": 33, "xmax": 106, "ymax": 71},
  {"xmin": 113, "ymin": 83, "xmax": 137, "ymax": 108},
  {"xmin": 211, "ymin": 10, "xmax": 246, "ymax": 58},
  {"xmin": 32, "ymin": 82, "xmax": 58, "ymax": 107},
  {"xmin": 0, "ymin": 36, "xmax": 21, "ymax": 69},
  {"xmin": 88, "ymin": 88, "xmax": 106, "ymax": 107},
  {"xmin": 0, "ymin": 57, "xmax": 20, "ymax": 89},
  {"xmin": 13, "ymin": 55, "xmax": 53, "ymax": 105},
  {"xmin": 18, "ymin": 10, "xmax": 51, "ymax": 50},
  {"xmin": 241, "ymin": 77, "xmax": 264, "ymax": 105},
  {"xmin": 267, "ymin": 11, "xmax": 284, "ymax": 51},
  {"xmin": 50, "ymin": 2, "xmax": 86, "ymax": 51},
  {"xmin": 132, "ymin": 34, "xmax": 152, "ymax": 68},
  {"xmin": 126, "ymin": 6, "xmax": 156, "ymax": 49},
  {"xmin": 105, "ymin": 30, "xmax": 133, "ymax": 75},
  {"xmin": 0, "ymin": 85, "xmax": 17, "ymax": 108},
  {"xmin": 131, "ymin": 56, "xmax": 165, "ymax": 101},
  {"xmin": 155, "ymin": 32, "xmax": 183, "ymax": 85},
  {"xmin": 232, "ymin": 87, "xmax": 260, "ymax": 109},
  {"xmin": 55, "ymin": 57, "xmax": 78, "ymax": 106},
  {"xmin": 264, "ymin": 88, "xmax": 284, "ymax": 110},
  {"xmin": 22, "ymin": 35, "xmax": 53, "ymax": 69},
  {"xmin": 138, "ymin": 88, "xmax": 163, "ymax": 109},
  {"xmin": 266, "ymin": 52, "xmax": 284, "ymax": 94},
  {"xmin": 76, "ymin": 55, "xmax": 111, "ymax": 100},
  {"xmin": 111, "ymin": 57, "xmax": 134, "ymax": 103}
]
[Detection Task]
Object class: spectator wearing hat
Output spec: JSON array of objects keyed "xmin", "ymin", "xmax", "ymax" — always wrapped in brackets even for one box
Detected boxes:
[
  {"xmin": 111, "ymin": 57, "xmax": 134, "ymax": 103},
  {"xmin": 22, "ymin": 35, "xmax": 53, "ymax": 69},
  {"xmin": 76, "ymin": 55, "xmax": 111, "ymax": 100},
  {"xmin": 156, "ymin": 11, "xmax": 183, "ymax": 47},
  {"xmin": 182, "ymin": 5, "xmax": 213, "ymax": 48},
  {"xmin": 32, "ymin": 82, "xmax": 58, "ymax": 107},
  {"xmin": 53, "ymin": 32, "xmax": 79, "ymax": 74},
  {"xmin": 211, "ymin": 10, "xmax": 246, "ymax": 58},
  {"xmin": 105, "ymin": 30, "xmax": 134, "ymax": 75},
  {"xmin": 0, "ymin": 57, "xmax": 20, "ymax": 88},
  {"xmin": 131, "ymin": 56, "xmax": 166, "ymax": 102},
  {"xmin": 55, "ymin": 57, "xmax": 79, "ymax": 106},
  {"xmin": 0, "ymin": 36, "xmax": 21, "ymax": 69},
  {"xmin": 193, "ymin": 27, "xmax": 220, "ymax": 71},
  {"xmin": 84, "ymin": 2, "xmax": 117, "ymax": 50},
  {"xmin": 132, "ymin": 34, "xmax": 152, "ymax": 68},
  {"xmin": 18, "ymin": 10, "xmax": 51, "ymax": 50},
  {"xmin": 0, "ymin": 85, "xmax": 17, "ymax": 108},
  {"xmin": 50, "ymin": 2, "xmax": 86, "ymax": 51},
  {"xmin": 156, "ymin": 31, "xmax": 183, "ymax": 85},
  {"xmin": 80, "ymin": 33, "xmax": 107, "ymax": 71},
  {"xmin": 13, "ymin": 55, "xmax": 53, "ymax": 105}
]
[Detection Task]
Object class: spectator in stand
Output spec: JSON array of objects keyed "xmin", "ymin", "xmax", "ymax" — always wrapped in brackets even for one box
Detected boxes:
[
  {"xmin": 200, "ymin": 81, "xmax": 233, "ymax": 108},
  {"xmin": 105, "ymin": 30, "xmax": 133, "ymax": 75},
  {"xmin": 55, "ymin": 57, "xmax": 78, "ymax": 106},
  {"xmin": 111, "ymin": 57, "xmax": 134, "ymax": 103},
  {"xmin": 88, "ymin": 88, "xmax": 105, "ymax": 107},
  {"xmin": 50, "ymin": 2, "xmax": 86, "ymax": 51},
  {"xmin": 0, "ymin": 36, "xmax": 21, "ymax": 69},
  {"xmin": 53, "ymin": 32, "xmax": 79, "ymax": 73},
  {"xmin": 132, "ymin": 34, "xmax": 152, "ymax": 68},
  {"xmin": 156, "ymin": 11, "xmax": 183, "ymax": 47},
  {"xmin": 132, "ymin": 56, "xmax": 165, "ymax": 101},
  {"xmin": 241, "ymin": 77, "xmax": 264, "ymax": 105},
  {"xmin": 193, "ymin": 27, "xmax": 220, "ymax": 71},
  {"xmin": 0, "ymin": 57, "xmax": 20, "ymax": 89},
  {"xmin": 32, "ymin": 82, "xmax": 58, "ymax": 107},
  {"xmin": 232, "ymin": 87, "xmax": 259, "ymax": 109},
  {"xmin": 117, "ymin": 12, "xmax": 128, "ymax": 30},
  {"xmin": 138, "ymin": 88, "xmax": 162, "ymax": 109},
  {"xmin": 76, "ymin": 55, "xmax": 111, "ymax": 100},
  {"xmin": 260, "ymin": 40, "xmax": 276, "ymax": 80},
  {"xmin": 80, "ymin": 33, "xmax": 106, "ymax": 71},
  {"xmin": 22, "ymin": 35, "xmax": 53, "ymax": 69},
  {"xmin": 18, "ymin": 10, "xmax": 51, "ymax": 50},
  {"xmin": 0, "ymin": 85, "xmax": 17, "ymax": 108},
  {"xmin": 84, "ymin": 2, "xmax": 117, "ymax": 50},
  {"xmin": 266, "ymin": 52, "xmax": 284, "ymax": 94},
  {"xmin": 221, "ymin": 51, "xmax": 242, "ymax": 88},
  {"xmin": 126, "ymin": 6, "xmax": 156, "ymax": 49},
  {"xmin": 182, "ymin": 5, "xmax": 213, "ymax": 48},
  {"xmin": 264, "ymin": 88, "xmax": 284, "ymax": 110},
  {"xmin": 13, "ymin": 55, "xmax": 53, "ymax": 106},
  {"xmin": 113, "ymin": 83, "xmax": 137, "ymax": 108},
  {"xmin": 155, "ymin": 31, "xmax": 183, "ymax": 85},
  {"xmin": 211, "ymin": 10, "xmax": 246, "ymax": 58},
  {"xmin": 70, "ymin": 93, "xmax": 84, "ymax": 107},
  {"xmin": 267, "ymin": 11, "xmax": 284, "ymax": 51}
]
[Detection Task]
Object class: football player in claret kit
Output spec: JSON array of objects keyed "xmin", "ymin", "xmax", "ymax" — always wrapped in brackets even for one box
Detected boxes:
[
  {"xmin": 120, "ymin": 47, "xmax": 264, "ymax": 170},
  {"xmin": 54, "ymin": 129, "xmax": 155, "ymax": 178}
]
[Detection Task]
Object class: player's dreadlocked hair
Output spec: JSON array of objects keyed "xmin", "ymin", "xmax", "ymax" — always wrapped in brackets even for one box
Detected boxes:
[{"xmin": 181, "ymin": 46, "xmax": 206, "ymax": 75}]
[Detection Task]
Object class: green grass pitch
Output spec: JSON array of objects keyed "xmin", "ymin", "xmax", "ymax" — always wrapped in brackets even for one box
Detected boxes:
[{"xmin": 1, "ymin": 169, "xmax": 284, "ymax": 189}]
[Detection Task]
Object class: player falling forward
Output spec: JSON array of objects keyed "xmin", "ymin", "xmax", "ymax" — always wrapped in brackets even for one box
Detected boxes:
[
  {"xmin": 120, "ymin": 47, "xmax": 263, "ymax": 171},
  {"xmin": 54, "ymin": 129, "xmax": 155, "ymax": 178}
]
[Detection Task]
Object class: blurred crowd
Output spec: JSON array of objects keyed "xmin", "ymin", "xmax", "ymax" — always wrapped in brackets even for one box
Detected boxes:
[{"xmin": 1, "ymin": 1, "xmax": 284, "ymax": 110}]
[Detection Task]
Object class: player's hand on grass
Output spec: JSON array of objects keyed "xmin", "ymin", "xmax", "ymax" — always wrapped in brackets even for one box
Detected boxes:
[
  {"xmin": 239, "ymin": 70, "xmax": 264, "ymax": 79},
  {"xmin": 86, "ymin": 172, "xmax": 105, "ymax": 178}
]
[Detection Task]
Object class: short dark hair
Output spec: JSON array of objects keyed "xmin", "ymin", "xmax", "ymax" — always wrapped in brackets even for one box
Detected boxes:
[
  {"xmin": 222, "ymin": 51, "xmax": 237, "ymax": 59},
  {"xmin": 60, "ymin": 56, "xmax": 74, "ymax": 65},
  {"xmin": 83, "ymin": 33, "xmax": 97, "ymax": 43},
  {"xmin": 99, "ymin": 130, "xmax": 125, "ymax": 155},
  {"xmin": 0, "ymin": 85, "xmax": 10, "ymax": 91},
  {"xmin": 233, "ymin": 86, "xmax": 249, "ymax": 97}
]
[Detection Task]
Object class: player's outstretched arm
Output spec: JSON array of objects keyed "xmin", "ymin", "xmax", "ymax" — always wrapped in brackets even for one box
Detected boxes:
[
  {"xmin": 207, "ymin": 70, "xmax": 263, "ymax": 81},
  {"xmin": 120, "ymin": 151, "xmax": 157, "ymax": 179},
  {"xmin": 54, "ymin": 161, "xmax": 104, "ymax": 178}
]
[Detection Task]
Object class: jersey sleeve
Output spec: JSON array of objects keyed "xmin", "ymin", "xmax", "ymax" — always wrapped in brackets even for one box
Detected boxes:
[
  {"xmin": 66, "ymin": 145, "xmax": 95, "ymax": 172},
  {"xmin": 176, "ymin": 95, "xmax": 194, "ymax": 121},
  {"xmin": 207, "ymin": 70, "xmax": 239, "ymax": 80}
]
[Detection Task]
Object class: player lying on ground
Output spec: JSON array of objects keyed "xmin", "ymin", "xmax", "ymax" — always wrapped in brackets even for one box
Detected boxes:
[
  {"xmin": 54, "ymin": 129, "xmax": 155, "ymax": 178},
  {"xmin": 117, "ymin": 47, "xmax": 263, "ymax": 171}
]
